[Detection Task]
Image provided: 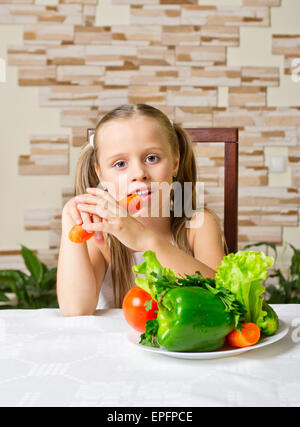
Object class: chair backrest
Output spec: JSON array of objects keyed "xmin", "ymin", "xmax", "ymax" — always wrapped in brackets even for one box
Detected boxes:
[{"xmin": 87, "ymin": 127, "xmax": 239, "ymax": 254}]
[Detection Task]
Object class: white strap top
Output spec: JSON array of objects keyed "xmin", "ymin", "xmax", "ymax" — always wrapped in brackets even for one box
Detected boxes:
[{"xmin": 96, "ymin": 237, "xmax": 177, "ymax": 309}]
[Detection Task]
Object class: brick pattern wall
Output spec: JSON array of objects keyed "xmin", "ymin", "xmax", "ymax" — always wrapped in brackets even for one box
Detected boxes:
[{"xmin": 0, "ymin": 0, "xmax": 300, "ymax": 270}]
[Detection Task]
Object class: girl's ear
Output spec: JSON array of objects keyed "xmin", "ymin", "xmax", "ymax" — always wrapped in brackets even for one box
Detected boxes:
[
  {"xmin": 94, "ymin": 162, "xmax": 100, "ymax": 180},
  {"xmin": 173, "ymin": 153, "xmax": 180, "ymax": 175}
]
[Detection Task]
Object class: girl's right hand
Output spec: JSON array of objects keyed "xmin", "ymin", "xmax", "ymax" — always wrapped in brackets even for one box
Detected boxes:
[{"xmin": 62, "ymin": 195, "xmax": 105, "ymax": 244}]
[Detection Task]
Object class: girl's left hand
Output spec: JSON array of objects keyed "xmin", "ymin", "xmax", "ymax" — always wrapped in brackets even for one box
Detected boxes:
[{"xmin": 75, "ymin": 187, "xmax": 153, "ymax": 252}]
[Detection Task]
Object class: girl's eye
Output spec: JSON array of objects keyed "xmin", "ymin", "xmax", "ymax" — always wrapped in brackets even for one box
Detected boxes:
[
  {"xmin": 113, "ymin": 155, "xmax": 159, "ymax": 169},
  {"xmin": 146, "ymin": 155, "xmax": 159, "ymax": 163},
  {"xmin": 114, "ymin": 161, "xmax": 126, "ymax": 169}
]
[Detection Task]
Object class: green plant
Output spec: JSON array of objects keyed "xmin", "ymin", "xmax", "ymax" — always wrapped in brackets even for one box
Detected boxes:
[
  {"xmin": 243, "ymin": 242, "xmax": 300, "ymax": 304},
  {"xmin": 0, "ymin": 245, "xmax": 58, "ymax": 309}
]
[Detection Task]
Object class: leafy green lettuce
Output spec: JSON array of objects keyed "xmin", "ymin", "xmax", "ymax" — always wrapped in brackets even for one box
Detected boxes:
[
  {"xmin": 132, "ymin": 250, "xmax": 178, "ymax": 306},
  {"xmin": 132, "ymin": 250, "xmax": 246, "ymax": 328},
  {"xmin": 215, "ymin": 250, "xmax": 274, "ymax": 324}
]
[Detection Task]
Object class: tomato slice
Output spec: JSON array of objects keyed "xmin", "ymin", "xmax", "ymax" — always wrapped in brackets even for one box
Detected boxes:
[{"xmin": 122, "ymin": 286, "xmax": 158, "ymax": 333}]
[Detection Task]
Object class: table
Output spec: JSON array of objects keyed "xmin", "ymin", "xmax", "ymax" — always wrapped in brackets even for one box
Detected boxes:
[{"xmin": 0, "ymin": 305, "xmax": 299, "ymax": 407}]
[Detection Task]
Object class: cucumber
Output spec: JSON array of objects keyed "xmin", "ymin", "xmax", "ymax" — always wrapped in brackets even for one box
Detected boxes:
[{"xmin": 258, "ymin": 301, "xmax": 279, "ymax": 336}]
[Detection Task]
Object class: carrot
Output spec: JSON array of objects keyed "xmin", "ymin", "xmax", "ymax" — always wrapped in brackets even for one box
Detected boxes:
[
  {"xmin": 226, "ymin": 322, "xmax": 261, "ymax": 348},
  {"xmin": 69, "ymin": 193, "xmax": 142, "ymax": 243}
]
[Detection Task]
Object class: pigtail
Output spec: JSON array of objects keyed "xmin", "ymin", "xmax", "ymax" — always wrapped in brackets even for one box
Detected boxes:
[
  {"xmin": 170, "ymin": 123, "xmax": 197, "ymax": 256},
  {"xmin": 172, "ymin": 123, "xmax": 197, "ymax": 209},
  {"xmin": 75, "ymin": 143, "xmax": 99, "ymax": 196},
  {"xmin": 172, "ymin": 122, "xmax": 229, "ymax": 256}
]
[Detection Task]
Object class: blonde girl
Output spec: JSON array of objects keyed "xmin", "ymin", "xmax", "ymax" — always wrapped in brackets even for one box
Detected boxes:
[{"xmin": 57, "ymin": 104, "xmax": 227, "ymax": 316}]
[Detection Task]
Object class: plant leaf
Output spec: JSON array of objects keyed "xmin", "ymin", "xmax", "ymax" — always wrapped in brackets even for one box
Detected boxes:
[
  {"xmin": 0, "ymin": 272, "xmax": 17, "ymax": 292},
  {"xmin": 289, "ymin": 244, "xmax": 300, "ymax": 278},
  {"xmin": 139, "ymin": 319, "xmax": 159, "ymax": 348},
  {"xmin": 266, "ymin": 285, "xmax": 286, "ymax": 304},
  {"xmin": 21, "ymin": 245, "xmax": 43, "ymax": 285},
  {"xmin": 0, "ymin": 270, "xmax": 25, "ymax": 301},
  {"xmin": 0, "ymin": 304, "xmax": 18, "ymax": 310},
  {"xmin": 0, "ymin": 251, "xmax": 58, "ymax": 309},
  {"xmin": 243, "ymin": 242, "xmax": 278, "ymax": 263},
  {"xmin": 144, "ymin": 299, "xmax": 152, "ymax": 312},
  {"xmin": 40, "ymin": 267, "xmax": 57, "ymax": 290},
  {"xmin": 0, "ymin": 291, "xmax": 10, "ymax": 302}
]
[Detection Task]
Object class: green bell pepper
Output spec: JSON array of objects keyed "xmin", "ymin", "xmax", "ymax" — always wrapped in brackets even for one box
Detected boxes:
[
  {"xmin": 132, "ymin": 251, "xmax": 245, "ymax": 352},
  {"xmin": 156, "ymin": 286, "xmax": 235, "ymax": 352},
  {"xmin": 257, "ymin": 301, "xmax": 279, "ymax": 336}
]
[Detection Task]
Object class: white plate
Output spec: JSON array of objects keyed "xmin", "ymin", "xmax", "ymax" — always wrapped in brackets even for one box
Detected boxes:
[{"xmin": 127, "ymin": 320, "xmax": 289, "ymax": 360}]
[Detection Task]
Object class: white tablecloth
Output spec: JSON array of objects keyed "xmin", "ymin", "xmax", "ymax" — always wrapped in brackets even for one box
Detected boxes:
[{"xmin": 0, "ymin": 304, "xmax": 299, "ymax": 407}]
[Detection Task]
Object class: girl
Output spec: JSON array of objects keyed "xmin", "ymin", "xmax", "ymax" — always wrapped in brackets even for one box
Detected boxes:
[{"xmin": 57, "ymin": 104, "xmax": 227, "ymax": 316}]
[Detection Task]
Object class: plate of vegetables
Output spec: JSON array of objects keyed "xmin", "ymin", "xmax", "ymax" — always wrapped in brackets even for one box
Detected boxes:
[
  {"xmin": 127, "ymin": 320, "xmax": 289, "ymax": 360},
  {"xmin": 123, "ymin": 250, "xmax": 289, "ymax": 360}
]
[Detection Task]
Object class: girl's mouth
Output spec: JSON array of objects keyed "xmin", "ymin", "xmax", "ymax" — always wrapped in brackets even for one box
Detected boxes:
[{"xmin": 133, "ymin": 190, "xmax": 152, "ymax": 201}]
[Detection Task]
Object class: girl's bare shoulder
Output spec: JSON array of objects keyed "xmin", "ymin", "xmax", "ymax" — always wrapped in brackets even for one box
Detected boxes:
[{"xmin": 186, "ymin": 208, "xmax": 221, "ymax": 256}]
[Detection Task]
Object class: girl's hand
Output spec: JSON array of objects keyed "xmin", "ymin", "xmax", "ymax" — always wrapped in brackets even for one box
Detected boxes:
[
  {"xmin": 75, "ymin": 187, "xmax": 152, "ymax": 252},
  {"xmin": 62, "ymin": 194, "xmax": 105, "ymax": 244}
]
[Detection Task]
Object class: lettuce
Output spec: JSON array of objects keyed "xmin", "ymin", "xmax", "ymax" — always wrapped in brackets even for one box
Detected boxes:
[
  {"xmin": 132, "ymin": 250, "xmax": 178, "ymax": 302},
  {"xmin": 133, "ymin": 249, "xmax": 274, "ymax": 327},
  {"xmin": 215, "ymin": 250, "xmax": 274, "ymax": 324}
]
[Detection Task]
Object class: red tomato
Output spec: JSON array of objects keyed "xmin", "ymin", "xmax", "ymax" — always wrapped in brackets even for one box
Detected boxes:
[{"xmin": 122, "ymin": 286, "xmax": 158, "ymax": 333}]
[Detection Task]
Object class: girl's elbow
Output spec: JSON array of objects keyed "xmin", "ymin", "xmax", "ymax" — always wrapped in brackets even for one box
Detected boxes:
[{"xmin": 59, "ymin": 304, "xmax": 96, "ymax": 317}]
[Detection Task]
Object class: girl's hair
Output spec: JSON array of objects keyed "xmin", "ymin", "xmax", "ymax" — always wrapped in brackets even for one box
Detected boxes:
[{"xmin": 75, "ymin": 104, "xmax": 229, "ymax": 307}]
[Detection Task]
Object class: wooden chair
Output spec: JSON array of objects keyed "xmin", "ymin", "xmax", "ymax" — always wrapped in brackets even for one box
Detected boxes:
[{"xmin": 87, "ymin": 127, "xmax": 239, "ymax": 254}]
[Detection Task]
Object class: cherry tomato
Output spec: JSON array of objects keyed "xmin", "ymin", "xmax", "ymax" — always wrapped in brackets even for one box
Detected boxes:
[
  {"xmin": 118, "ymin": 193, "xmax": 142, "ymax": 215},
  {"xmin": 122, "ymin": 286, "xmax": 158, "ymax": 333},
  {"xmin": 226, "ymin": 323, "xmax": 261, "ymax": 348},
  {"xmin": 69, "ymin": 224, "xmax": 94, "ymax": 244}
]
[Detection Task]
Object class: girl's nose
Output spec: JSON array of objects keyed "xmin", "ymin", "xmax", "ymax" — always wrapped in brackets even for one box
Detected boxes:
[{"xmin": 130, "ymin": 161, "xmax": 148, "ymax": 180}]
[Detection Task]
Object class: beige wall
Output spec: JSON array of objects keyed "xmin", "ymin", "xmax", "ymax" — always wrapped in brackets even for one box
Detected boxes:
[
  {"xmin": 0, "ymin": 0, "xmax": 300, "ymax": 269},
  {"xmin": 0, "ymin": 26, "xmax": 76, "ymax": 251},
  {"xmin": 227, "ymin": 0, "xmax": 300, "ymax": 265}
]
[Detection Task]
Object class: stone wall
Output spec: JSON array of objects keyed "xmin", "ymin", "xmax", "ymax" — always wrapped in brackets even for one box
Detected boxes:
[{"xmin": 0, "ymin": 0, "xmax": 299, "ymax": 271}]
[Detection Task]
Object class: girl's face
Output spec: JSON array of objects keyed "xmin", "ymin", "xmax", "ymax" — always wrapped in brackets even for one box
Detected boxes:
[{"xmin": 94, "ymin": 116, "xmax": 179, "ymax": 217}]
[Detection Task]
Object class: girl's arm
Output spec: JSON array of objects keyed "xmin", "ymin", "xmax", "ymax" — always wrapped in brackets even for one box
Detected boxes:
[
  {"xmin": 56, "ymin": 210, "xmax": 106, "ymax": 316},
  {"xmin": 146, "ymin": 211, "xmax": 224, "ymax": 279},
  {"xmin": 147, "ymin": 236, "xmax": 217, "ymax": 279}
]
